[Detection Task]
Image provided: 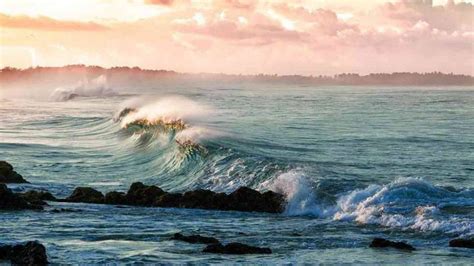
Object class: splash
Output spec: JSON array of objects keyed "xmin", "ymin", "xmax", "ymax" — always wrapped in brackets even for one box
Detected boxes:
[
  {"xmin": 332, "ymin": 177, "xmax": 474, "ymax": 235},
  {"xmin": 261, "ymin": 170, "xmax": 335, "ymax": 217},
  {"xmin": 267, "ymin": 173, "xmax": 474, "ymax": 236},
  {"xmin": 50, "ymin": 75, "xmax": 116, "ymax": 101}
]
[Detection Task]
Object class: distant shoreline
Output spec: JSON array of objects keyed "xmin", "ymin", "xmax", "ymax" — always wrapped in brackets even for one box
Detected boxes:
[{"xmin": 1, "ymin": 65, "xmax": 473, "ymax": 86}]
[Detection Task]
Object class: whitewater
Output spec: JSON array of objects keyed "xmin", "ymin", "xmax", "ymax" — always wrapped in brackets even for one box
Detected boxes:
[{"xmin": 0, "ymin": 80, "xmax": 473, "ymax": 263}]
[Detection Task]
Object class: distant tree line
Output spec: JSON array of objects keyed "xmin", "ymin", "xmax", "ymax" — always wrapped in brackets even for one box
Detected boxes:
[{"xmin": 1, "ymin": 65, "xmax": 472, "ymax": 86}]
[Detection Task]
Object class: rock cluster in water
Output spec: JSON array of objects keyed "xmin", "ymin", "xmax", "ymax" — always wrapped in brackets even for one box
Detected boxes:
[
  {"xmin": 449, "ymin": 238, "xmax": 474, "ymax": 249},
  {"xmin": 171, "ymin": 233, "xmax": 220, "ymax": 244},
  {"xmin": 0, "ymin": 241, "xmax": 48, "ymax": 265},
  {"xmin": 171, "ymin": 233, "xmax": 272, "ymax": 254},
  {"xmin": 0, "ymin": 184, "xmax": 44, "ymax": 210},
  {"xmin": 369, "ymin": 238, "xmax": 416, "ymax": 251},
  {"xmin": 64, "ymin": 182, "xmax": 285, "ymax": 213},
  {"xmin": 203, "ymin": 242, "xmax": 272, "ymax": 254},
  {"xmin": 0, "ymin": 161, "xmax": 28, "ymax": 183}
]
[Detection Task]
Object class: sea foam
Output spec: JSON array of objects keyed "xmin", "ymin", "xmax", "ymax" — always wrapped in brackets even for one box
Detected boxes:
[{"xmin": 266, "ymin": 172, "xmax": 474, "ymax": 236}]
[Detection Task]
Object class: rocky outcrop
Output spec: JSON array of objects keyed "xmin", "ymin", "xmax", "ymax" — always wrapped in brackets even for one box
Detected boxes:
[
  {"xmin": 19, "ymin": 190, "xmax": 56, "ymax": 206},
  {"xmin": 222, "ymin": 187, "xmax": 284, "ymax": 213},
  {"xmin": 171, "ymin": 233, "xmax": 220, "ymax": 245},
  {"xmin": 0, "ymin": 184, "xmax": 42, "ymax": 210},
  {"xmin": 369, "ymin": 238, "xmax": 416, "ymax": 251},
  {"xmin": 0, "ymin": 241, "xmax": 48, "ymax": 265},
  {"xmin": 203, "ymin": 242, "xmax": 272, "ymax": 254},
  {"xmin": 65, "ymin": 187, "xmax": 104, "ymax": 204},
  {"xmin": 104, "ymin": 191, "xmax": 127, "ymax": 205},
  {"xmin": 0, "ymin": 161, "xmax": 28, "ymax": 183},
  {"xmin": 126, "ymin": 182, "xmax": 165, "ymax": 206},
  {"xmin": 449, "ymin": 238, "xmax": 474, "ymax": 249},
  {"xmin": 65, "ymin": 182, "xmax": 285, "ymax": 213}
]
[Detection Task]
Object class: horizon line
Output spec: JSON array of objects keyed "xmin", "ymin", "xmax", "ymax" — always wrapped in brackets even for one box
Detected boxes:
[{"xmin": 1, "ymin": 64, "xmax": 473, "ymax": 78}]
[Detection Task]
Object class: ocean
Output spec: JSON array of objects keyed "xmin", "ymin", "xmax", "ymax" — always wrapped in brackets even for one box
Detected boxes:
[{"xmin": 1, "ymin": 82, "xmax": 473, "ymax": 263}]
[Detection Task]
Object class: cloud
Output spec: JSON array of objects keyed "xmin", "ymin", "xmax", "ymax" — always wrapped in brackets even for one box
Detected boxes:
[
  {"xmin": 173, "ymin": 11, "xmax": 303, "ymax": 44},
  {"xmin": 379, "ymin": 0, "xmax": 473, "ymax": 31},
  {"xmin": 0, "ymin": 13, "xmax": 108, "ymax": 31},
  {"xmin": 145, "ymin": 0, "xmax": 174, "ymax": 5},
  {"xmin": 0, "ymin": 0, "xmax": 472, "ymax": 75}
]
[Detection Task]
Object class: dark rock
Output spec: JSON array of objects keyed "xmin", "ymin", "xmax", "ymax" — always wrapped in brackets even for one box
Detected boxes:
[
  {"xmin": 224, "ymin": 187, "xmax": 285, "ymax": 213},
  {"xmin": 0, "ymin": 241, "xmax": 48, "ymax": 265},
  {"xmin": 65, "ymin": 187, "xmax": 104, "ymax": 204},
  {"xmin": 50, "ymin": 208, "xmax": 81, "ymax": 213},
  {"xmin": 63, "ymin": 183, "xmax": 285, "ymax": 214},
  {"xmin": 369, "ymin": 238, "xmax": 416, "ymax": 251},
  {"xmin": 0, "ymin": 184, "xmax": 42, "ymax": 210},
  {"xmin": 126, "ymin": 182, "xmax": 165, "ymax": 206},
  {"xmin": 155, "ymin": 193, "xmax": 183, "ymax": 207},
  {"xmin": 104, "ymin": 191, "xmax": 127, "ymax": 205},
  {"xmin": 171, "ymin": 233, "xmax": 220, "ymax": 244},
  {"xmin": 449, "ymin": 238, "xmax": 474, "ymax": 249},
  {"xmin": 203, "ymin": 242, "xmax": 272, "ymax": 254},
  {"xmin": 180, "ymin": 189, "xmax": 221, "ymax": 209},
  {"xmin": 0, "ymin": 161, "xmax": 28, "ymax": 183},
  {"xmin": 20, "ymin": 190, "xmax": 56, "ymax": 206}
]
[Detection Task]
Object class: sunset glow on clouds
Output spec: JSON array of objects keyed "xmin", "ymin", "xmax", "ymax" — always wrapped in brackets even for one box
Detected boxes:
[{"xmin": 0, "ymin": 0, "xmax": 472, "ymax": 75}]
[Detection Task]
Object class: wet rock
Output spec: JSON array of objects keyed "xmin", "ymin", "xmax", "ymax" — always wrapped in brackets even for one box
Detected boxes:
[
  {"xmin": 0, "ymin": 184, "xmax": 42, "ymax": 210},
  {"xmin": 369, "ymin": 238, "xmax": 416, "ymax": 251},
  {"xmin": 203, "ymin": 242, "xmax": 272, "ymax": 254},
  {"xmin": 155, "ymin": 193, "xmax": 183, "ymax": 207},
  {"xmin": 0, "ymin": 161, "xmax": 28, "ymax": 183},
  {"xmin": 156, "ymin": 187, "xmax": 284, "ymax": 213},
  {"xmin": 224, "ymin": 187, "xmax": 285, "ymax": 213},
  {"xmin": 179, "ymin": 189, "xmax": 225, "ymax": 209},
  {"xmin": 449, "ymin": 238, "xmax": 474, "ymax": 249},
  {"xmin": 65, "ymin": 187, "xmax": 104, "ymax": 204},
  {"xmin": 104, "ymin": 191, "xmax": 127, "ymax": 205},
  {"xmin": 171, "ymin": 233, "xmax": 220, "ymax": 245},
  {"xmin": 65, "ymin": 183, "xmax": 285, "ymax": 213},
  {"xmin": 20, "ymin": 190, "xmax": 56, "ymax": 206},
  {"xmin": 126, "ymin": 182, "xmax": 166, "ymax": 206},
  {"xmin": 50, "ymin": 208, "xmax": 81, "ymax": 213},
  {"xmin": 0, "ymin": 241, "xmax": 48, "ymax": 265}
]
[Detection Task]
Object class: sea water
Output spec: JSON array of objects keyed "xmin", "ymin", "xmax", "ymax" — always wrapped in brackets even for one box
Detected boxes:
[{"xmin": 0, "ymin": 83, "xmax": 473, "ymax": 263}]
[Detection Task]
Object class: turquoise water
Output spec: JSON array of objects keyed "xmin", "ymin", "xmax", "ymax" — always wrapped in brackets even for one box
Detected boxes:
[{"xmin": 1, "ymin": 83, "xmax": 473, "ymax": 263}]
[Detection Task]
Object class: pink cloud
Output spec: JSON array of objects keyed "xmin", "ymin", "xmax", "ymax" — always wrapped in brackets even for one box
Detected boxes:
[{"xmin": 0, "ymin": 13, "xmax": 108, "ymax": 31}]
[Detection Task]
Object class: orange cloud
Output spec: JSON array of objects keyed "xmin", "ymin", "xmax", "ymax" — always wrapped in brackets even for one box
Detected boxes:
[
  {"xmin": 145, "ymin": 0, "xmax": 174, "ymax": 5},
  {"xmin": 0, "ymin": 13, "xmax": 108, "ymax": 31}
]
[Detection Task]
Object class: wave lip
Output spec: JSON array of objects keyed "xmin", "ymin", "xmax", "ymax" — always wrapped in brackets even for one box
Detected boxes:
[{"xmin": 113, "ymin": 96, "xmax": 223, "ymax": 161}]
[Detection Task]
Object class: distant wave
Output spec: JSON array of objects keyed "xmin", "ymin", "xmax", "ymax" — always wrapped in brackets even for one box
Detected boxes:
[{"xmin": 50, "ymin": 75, "xmax": 117, "ymax": 101}]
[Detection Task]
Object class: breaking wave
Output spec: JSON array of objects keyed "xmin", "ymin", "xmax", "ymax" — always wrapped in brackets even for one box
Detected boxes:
[
  {"xmin": 107, "ymin": 95, "xmax": 474, "ymax": 237},
  {"xmin": 264, "ymin": 172, "xmax": 474, "ymax": 236},
  {"xmin": 50, "ymin": 75, "xmax": 117, "ymax": 101}
]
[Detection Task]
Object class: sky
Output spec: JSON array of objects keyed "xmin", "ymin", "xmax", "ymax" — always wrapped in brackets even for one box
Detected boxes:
[{"xmin": 0, "ymin": 0, "xmax": 473, "ymax": 75}]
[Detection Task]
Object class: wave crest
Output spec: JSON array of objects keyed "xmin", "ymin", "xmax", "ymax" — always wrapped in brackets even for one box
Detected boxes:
[{"xmin": 50, "ymin": 75, "xmax": 116, "ymax": 101}]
